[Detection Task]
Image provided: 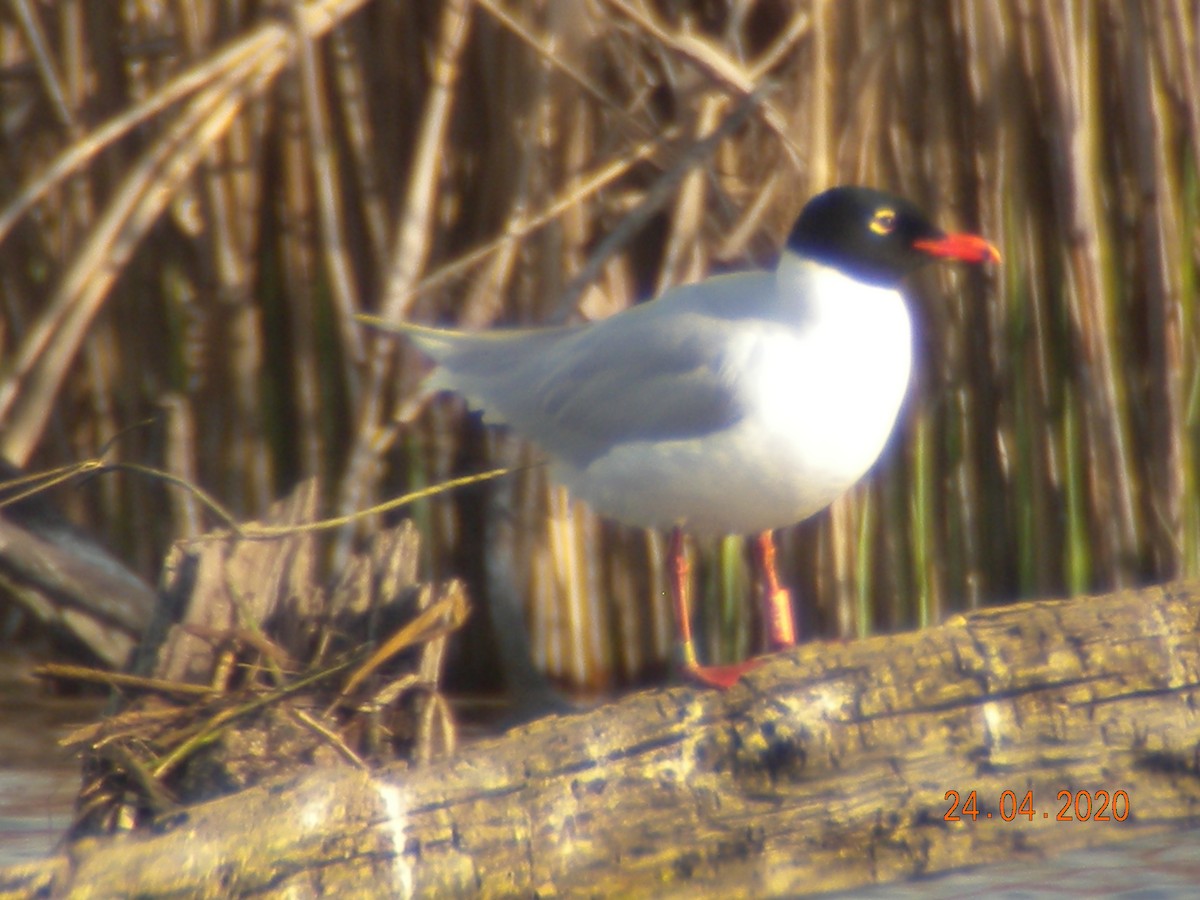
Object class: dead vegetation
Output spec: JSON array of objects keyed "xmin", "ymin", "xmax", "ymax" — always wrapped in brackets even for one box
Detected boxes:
[
  {"xmin": 0, "ymin": 1, "xmax": 1197, "ymax": 692},
  {"xmin": 37, "ymin": 481, "xmax": 467, "ymax": 838}
]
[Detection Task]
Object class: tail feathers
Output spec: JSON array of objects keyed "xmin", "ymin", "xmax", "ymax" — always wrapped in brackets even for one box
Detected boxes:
[{"xmin": 356, "ymin": 313, "xmax": 576, "ymax": 427}]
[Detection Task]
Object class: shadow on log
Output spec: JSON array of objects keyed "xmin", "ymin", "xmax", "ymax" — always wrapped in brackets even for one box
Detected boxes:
[{"xmin": 4, "ymin": 581, "xmax": 1200, "ymax": 898}]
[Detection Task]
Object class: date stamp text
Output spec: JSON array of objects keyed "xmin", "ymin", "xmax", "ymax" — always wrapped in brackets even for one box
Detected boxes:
[{"xmin": 943, "ymin": 789, "xmax": 1130, "ymax": 823}]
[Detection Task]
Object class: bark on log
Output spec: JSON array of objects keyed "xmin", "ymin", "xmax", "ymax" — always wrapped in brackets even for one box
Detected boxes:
[
  {"xmin": 0, "ymin": 461, "xmax": 156, "ymax": 668},
  {"xmin": 4, "ymin": 581, "xmax": 1200, "ymax": 898}
]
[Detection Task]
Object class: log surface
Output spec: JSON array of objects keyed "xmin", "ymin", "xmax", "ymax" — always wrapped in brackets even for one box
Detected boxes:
[{"xmin": 4, "ymin": 582, "xmax": 1200, "ymax": 898}]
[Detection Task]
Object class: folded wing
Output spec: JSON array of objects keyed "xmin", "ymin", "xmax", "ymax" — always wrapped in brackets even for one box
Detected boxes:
[{"xmin": 362, "ymin": 303, "xmax": 748, "ymax": 467}]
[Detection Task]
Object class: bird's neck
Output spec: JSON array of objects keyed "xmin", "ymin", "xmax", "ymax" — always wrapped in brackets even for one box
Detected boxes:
[{"xmin": 775, "ymin": 253, "xmax": 906, "ymax": 326}]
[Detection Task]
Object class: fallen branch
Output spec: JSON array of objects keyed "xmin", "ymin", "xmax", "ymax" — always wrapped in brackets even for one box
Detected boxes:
[{"xmin": 4, "ymin": 581, "xmax": 1200, "ymax": 897}]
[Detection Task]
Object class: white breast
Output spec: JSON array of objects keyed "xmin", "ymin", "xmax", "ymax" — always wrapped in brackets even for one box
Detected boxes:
[
  {"xmin": 562, "ymin": 256, "xmax": 914, "ymax": 536},
  {"xmin": 744, "ymin": 256, "xmax": 913, "ymax": 489}
]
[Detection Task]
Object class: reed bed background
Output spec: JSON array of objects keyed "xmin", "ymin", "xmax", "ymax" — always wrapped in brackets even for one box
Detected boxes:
[{"xmin": 0, "ymin": 0, "xmax": 1196, "ymax": 691}]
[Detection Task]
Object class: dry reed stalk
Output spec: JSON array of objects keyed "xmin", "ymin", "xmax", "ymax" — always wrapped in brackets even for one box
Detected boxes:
[{"xmin": 0, "ymin": 0, "xmax": 1197, "ymax": 693}]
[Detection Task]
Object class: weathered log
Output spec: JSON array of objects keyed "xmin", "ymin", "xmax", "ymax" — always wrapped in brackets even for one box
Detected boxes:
[
  {"xmin": 4, "ymin": 581, "xmax": 1200, "ymax": 898},
  {"xmin": 0, "ymin": 462, "xmax": 156, "ymax": 668}
]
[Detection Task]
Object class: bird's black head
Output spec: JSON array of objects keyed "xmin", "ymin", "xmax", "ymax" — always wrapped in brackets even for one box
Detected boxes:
[{"xmin": 785, "ymin": 186, "xmax": 999, "ymax": 287}]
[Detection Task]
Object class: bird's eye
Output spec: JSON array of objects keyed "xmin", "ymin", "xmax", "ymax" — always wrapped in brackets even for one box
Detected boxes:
[{"xmin": 869, "ymin": 208, "xmax": 896, "ymax": 235}]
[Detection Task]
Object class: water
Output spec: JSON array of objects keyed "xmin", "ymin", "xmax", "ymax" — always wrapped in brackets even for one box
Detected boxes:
[
  {"xmin": 0, "ymin": 653, "xmax": 103, "ymax": 866},
  {"xmin": 818, "ymin": 827, "xmax": 1200, "ymax": 898}
]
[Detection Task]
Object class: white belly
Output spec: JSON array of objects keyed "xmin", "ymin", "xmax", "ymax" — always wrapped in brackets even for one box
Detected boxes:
[{"xmin": 560, "ymin": 284, "xmax": 913, "ymax": 536}]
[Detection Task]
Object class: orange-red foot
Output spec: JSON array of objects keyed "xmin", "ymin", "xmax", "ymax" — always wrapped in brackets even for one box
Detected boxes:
[{"xmin": 682, "ymin": 658, "xmax": 765, "ymax": 690}]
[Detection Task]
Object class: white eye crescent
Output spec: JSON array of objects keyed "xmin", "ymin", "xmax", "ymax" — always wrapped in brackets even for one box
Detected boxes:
[{"xmin": 869, "ymin": 209, "xmax": 896, "ymax": 235}]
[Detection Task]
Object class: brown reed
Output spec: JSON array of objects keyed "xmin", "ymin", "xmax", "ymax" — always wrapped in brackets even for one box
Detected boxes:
[{"xmin": 0, "ymin": 0, "xmax": 1195, "ymax": 689}]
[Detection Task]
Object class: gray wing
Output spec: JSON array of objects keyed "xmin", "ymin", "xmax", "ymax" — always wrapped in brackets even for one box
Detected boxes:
[
  {"xmin": 389, "ymin": 303, "xmax": 748, "ymax": 467},
  {"xmin": 528, "ymin": 311, "xmax": 745, "ymax": 463}
]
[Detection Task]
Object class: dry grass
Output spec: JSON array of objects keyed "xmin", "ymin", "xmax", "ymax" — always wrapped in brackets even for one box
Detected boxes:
[{"xmin": 1, "ymin": 0, "xmax": 1196, "ymax": 689}]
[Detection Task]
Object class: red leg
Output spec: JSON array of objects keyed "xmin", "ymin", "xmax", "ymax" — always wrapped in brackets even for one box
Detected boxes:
[
  {"xmin": 668, "ymin": 527, "xmax": 699, "ymax": 670},
  {"xmin": 756, "ymin": 531, "xmax": 796, "ymax": 649},
  {"xmin": 668, "ymin": 527, "xmax": 764, "ymax": 689}
]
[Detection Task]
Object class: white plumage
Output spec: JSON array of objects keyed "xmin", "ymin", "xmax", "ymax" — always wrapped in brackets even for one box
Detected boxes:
[
  {"xmin": 361, "ymin": 185, "xmax": 998, "ymax": 688},
  {"xmin": 386, "ymin": 255, "xmax": 911, "ymax": 536}
]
